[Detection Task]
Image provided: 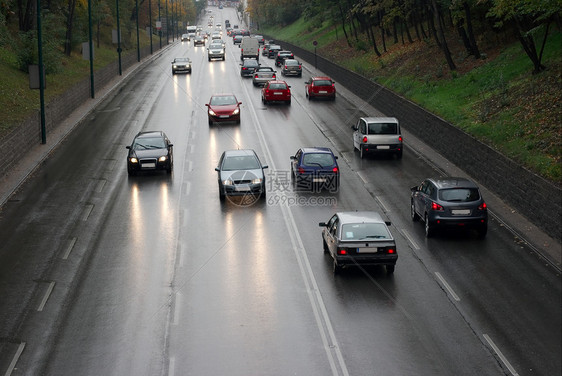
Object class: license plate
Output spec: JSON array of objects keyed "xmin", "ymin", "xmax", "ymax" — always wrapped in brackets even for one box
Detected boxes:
[
  {"xmin": 452, "ymin": 209, "xmax": 471, "ymax": 215},
  {"xmin": 141, "ymin": 163, "xmax": 156, "ymax": 169},
  {"xmin": 235, "ymin": 186, "xmax": 251, "ymax": 191},
  {"xmin": 377, "ymin": 145, "xmax": 390, "ymax": 150},
  {"xmin": 319, "ymin": 91, "xmax": 327, "ymax": 94},
  {"xmin": 313, "ymin": 178, "xmax": 326, "ymax": 183},
  {"xmin": 274, "ymin": 92, "xmax": 283, "ymax": 95},
  {"xmin": 219, "ymin": 115, "xmax": 229, "ymax": 118},
  {"xmin": 356, "ymin": 247, "xmax": 378, "ymax": 253}
]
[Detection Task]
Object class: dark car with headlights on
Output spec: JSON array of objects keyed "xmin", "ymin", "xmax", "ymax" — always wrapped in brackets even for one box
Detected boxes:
[
  {"xmin": 319, "ymin": 211, "xmax": 397, "ymax": 274},
  {"xmin": 262, "ymin": 80, "xmax": 291, "ymax": 105},
  {"xmin": 215, "ymin": 149, "xmax": 268, "ymax": 201},
  {"xmin": 305, "ymin": 76, "xmax": 336, "ymax": 100},
  {"xmin": 411, "ymin": 177, "xmax": 488, "ymax": 238},
  {"xmin": 171, "ymin": 57, "xmax": 191, "ymax": 74},
  {"xmin": 206, "ymin": 94, "xmax": 241, "ymax": 125},
  {"xmin": 193, "ymin": 35, "xmax": 205, "ymax": 46},
  {"xmin": 126, "ymin": 131, "xmax": 173, "ymax": 175},
  {"xmin": 290, "ymin": 147, "xmax": 339, "ymax": 192},
  {"xmin": 240, "ymin": 59, "xmax": 260, "ymax": 77}
]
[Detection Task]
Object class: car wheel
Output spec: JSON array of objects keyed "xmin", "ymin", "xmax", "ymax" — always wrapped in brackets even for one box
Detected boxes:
[
  {"xmin": 333, "ymin": 259, "xmax": 342, "ymax": 275},
  {"xmin": 208, "ymin": 57, "xmax": 211, "ymax": 62},
  {"xmin": 222, "ymin": 56, "xmax": 225, "ymax": 61},
  {"xmin": 331, "ymin": 95, "xmax": 336, "ymax": 101},
  {"xmin": 127, "ymin": 166, "xmax": 136, "ymax": 176},
  {"xmin": 172, "ymin": 70, "xmax": 175, "ymax": 75},
  {"xmin": 386, "ymin": 265, "xmax": 395, "ymax": 274},
  {"xmin": 411, "ymin": 201, "xmax": 420, "ymax": 222},
  {"xmin": 360, "ymin": 145, "xmax": 365, "ymax": 159},
  {"xmin": 425, "ymin": 214, "xmax": 435, "ymax": 238},
  {"xmin": 396, "ymin": 150, "xmax": 403, "ymax": 159},
  {"xmin": 477, "ymin": 225, "xmax": 488, "ymax": 238},
  {"xmin": 323, "ymin": 239, "xmax": 329, "ymax": 254},
  {"xmin": 208, "ymin": 118, "xmax": 213, "ymax": 126},
  {"xmin": 219, "ymin": 184, "xmax": 225, "ymax": 201},
  {"xmin": 286, "ymin": 99, "xmax": 291, "ymax": 105}
]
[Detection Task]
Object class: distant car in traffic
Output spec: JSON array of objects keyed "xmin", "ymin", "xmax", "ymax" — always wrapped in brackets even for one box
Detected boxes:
[
  {"xmin": 275, "ymin": 51, "xmax": 294, "ymax": 66},
  {"xmin": 290, "ymin": 147, "xmax": 339, "ymax": 191},
  {"xmin": 240, "ymin": 59, "xmax": 260, "ymax": 77},
  {"xmin": 305, "ymin": 76, "xmax": 336, "ymax": 100},
  {"xmin": 126, "ymin": 131, "xmax": 173, "ymax": 175},
  {"xmin": 252, "ymin": 66, "xmax": 277, "ymax": 86},
  {"xmin": 351, "ymin": 117, "xmax": 403, "ymax": 159},
  {"xmin": 319, "ymin": 211, "xmax": 398, "ymax": 274},
  {"xmin": 181, "ymin": 34, "xmax": 189, "ymax": 41},
  {"xmin": 267, "ymin": 45, "xmax": 282, "ymax": 58},
  {"xmin": 193, "ymin": 35, "xmax": 205, "ymax": 46},
  {"xmin": 207, "ymin": 42, "xmax": 225, "ymax": 61},
  {"xmin": 410, "ymin": 177, "xmax": 488, "ymax": 238},
  {"xmin": 261, "ymin": 80, "xmax": 291, "ymax": 105},
  {"xmin": 206, "ymin": 94, "xmax": 242, "ymax": 125},
  {"xmin": 171, "ymin": 57, "xmax": 191, "ymax": 74},
  {"xmin": 215, "ymin": 149, "xmax": 268, "ymax": 201},
  {"xmin": 281, "ymin": 59, "xmax": 302, "ymax": 77}
]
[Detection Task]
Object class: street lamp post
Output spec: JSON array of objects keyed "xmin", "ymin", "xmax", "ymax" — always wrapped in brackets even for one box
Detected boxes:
[
  {"xmin": 116, "ymin": 0, "xmax": 122, "ymax": 75},
  {"xmin": 136, "ymin": 0, "xmax": 140, "ymax": 62}
]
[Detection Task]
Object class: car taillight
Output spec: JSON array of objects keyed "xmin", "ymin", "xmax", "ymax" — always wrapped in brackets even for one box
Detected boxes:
[
  {"xmin": 478, "ymin": 202, "xmax": 487, "ymax": 210},
  {"xmin": 272, "ymin": 74, "xmax": 276, "ymax": 78},
  {"xmin": 284, "ymin": 65, "xmax": 287, "ymax": 69},
  {"xmin": 399, "ymin": 136, "xmax": 403, "ymax": 142},
  {"xmin": 385, "ymin": 247, "xmax": 396, "ymax": 254},
  {"xmin": 254, "ymin": 74, "xmax": 258, "ymax": 78},
  {"xmin": 337, "ymin": 247, "xmax": 348, "ymax": 255},
  {"xmin": 362, "ymin": 136, "xmax": 368, "ymax": 143},
  {"xmin": 298, "ymin": 167, "xmax": 305, "ymax": 174},
  {"xmin": 431, "ymin": 202, "xmax": 444, "ymax": 211},
  {"xmin": 332, "ymin": 167, "xmax": 338, "ymax": 173}
]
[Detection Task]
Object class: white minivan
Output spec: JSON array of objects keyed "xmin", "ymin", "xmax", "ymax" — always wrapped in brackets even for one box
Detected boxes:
[{"xmin": 240, "ymin": 37, "xmax": 260, "ymax": 61}]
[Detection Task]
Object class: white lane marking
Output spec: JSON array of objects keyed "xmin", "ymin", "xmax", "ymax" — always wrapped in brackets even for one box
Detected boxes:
[
  {"xmin": 4, "ymin": 342, "xmax": 25, "ymax": 376},
  {"xmin": 375, "ymin": 195, "xmax": 390, "ymax": 213},
  {"xmin": 182, "ymin": 209, "xmax": 189, "ymax": 227},
  {"xmin": 483, "ymin": 334, "xmax": 520, "ymax": 376},
  {"xmin": 188, "ymin": 160, "xmax": 193, "ymax": 172},
  {"xmin": 168, "ymin": 356, "xmax": 175, "ymax": 376},
  {"xmin": 242, "ymin": 81, "xmax": 349, "ymax": 376},
  {"xmin": 62, "ymin": 237, "xmax": 77, "ymax": 260},
  {"xmin": 184, "ymin": 181, "xmax": 191, "ymax": 196},
  {"xmin": 172, "ymin": 292, "xmax": 181, "ymax": 326},
  {"xmin": 81, "ymin": 204, "xmax": 94, "ymax": 221},
  {"xmin": 357, "ymin": 170, "xmax": 368, "ymax": 185},
  {"xmin": 435, "ymin": 272, "xmax": 460, "ymax": 302},
  {"xmin": 401, "ymin": 229, "xmax": 420, "ymax": 250},
  {"xmin": 179, "ymin": 243, "xmax": 185, "ymax": 268},
  {"xmin": 37, "ymin": 282, "xmax": 55, "ymax": 311},
  {"xmin": 95, "ymin": 179, "xmax": 106, "ymax": 193}
]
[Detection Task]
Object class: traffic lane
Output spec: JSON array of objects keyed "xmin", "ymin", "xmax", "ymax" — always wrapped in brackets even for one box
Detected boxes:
[{"xmin": 238, "ymin": 75, "xmax": 504, "ymax": 374}]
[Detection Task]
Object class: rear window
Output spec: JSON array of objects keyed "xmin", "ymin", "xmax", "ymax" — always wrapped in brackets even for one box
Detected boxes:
[
  {"xmin": 341, "ymin": 223, "xmax": 391, "ymax": 240},
  {"xmin": 439, "ymin": 188, "xmax": 480, "ymax": 202},
  {"xmin": 285, "ymin": 60, "xmax": 299, "ymax": 66},
  {"xmin": 367, "ymin": 122, "xmax": 398, "ymax": 135},
  {"xmin": 313, "ymin": 80, "xmax": 332, "ymax": 86},
  {"xmin": 269, "ymin": 83, "xmax": 288, "ymax": 90},
  {"xmin": 302, "ymin": 153, "xmax": 335, "ymax": 167}
]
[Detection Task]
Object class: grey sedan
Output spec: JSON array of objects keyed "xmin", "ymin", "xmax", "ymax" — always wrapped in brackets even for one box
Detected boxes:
[
  {"xmin": 215, "ymin": 149, "xmax": 268, "ymax": 201},
  {"xmin": 319, "ymin": 211, "xmax": 398, "ymax": 274}
]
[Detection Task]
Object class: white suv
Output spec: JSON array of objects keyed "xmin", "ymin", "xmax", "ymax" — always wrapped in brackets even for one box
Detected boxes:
[{"xmin": 351, "ymin": 117, "xmax": 403, "ymax": 159}]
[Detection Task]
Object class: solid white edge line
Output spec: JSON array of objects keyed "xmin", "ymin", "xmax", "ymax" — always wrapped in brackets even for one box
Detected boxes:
[
  {"xmin": 356, "ymin": 170, "xmax": 368, "ymax": 185},
  {"xmin": 375, "ymin": 195, "xmax": 390, "ymax": 213},
  {"xmin": 434, "ymin": 272, "xmax": 460, "ymax": 302},
  {"xmin": 241, "ymin": 78, "xmax": 349, "ymax": 376},
  {"xmin": 37, "ymin": 281, "xmax": 55, "ymax": 311},
  {"xmin": 483, "ymin": 334, "xmax": 520, "ymax": 376},
  {"xmin": 4, "ymin": 342, "xmax": 25, "ymax": 376},
  {"xmin": 62, "ymin": 237, "xmax": 77, "ymax": 260}
]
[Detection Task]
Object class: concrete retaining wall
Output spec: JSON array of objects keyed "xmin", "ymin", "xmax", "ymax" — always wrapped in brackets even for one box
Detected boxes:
[{"xmin": 271, "ymin": 38, "xmax": 561, "ymax": 241}]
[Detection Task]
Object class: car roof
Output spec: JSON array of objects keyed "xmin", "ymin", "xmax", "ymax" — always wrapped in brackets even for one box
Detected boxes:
[
  {"xmin": 362, "ymin": 117, "xmax": 399, "ymax": 124},
  {"xmin": 428, "ymin": 177, "xmax": 479, "ymax": 189},
  {"xmin": 223, "ymin": 149, "xmax": 258, "ymax": 158},
  {"xmin": 136, "ymin": 131, "xmax": 165, "ymax": 139},
  {"xmin": 336, "ymin": 211, "xmax": 387, "ymax": 225},
  {"xmin": 210, "ymin": 93, "xmax": 237, "ymax": 98},
  {"xmin": 311, "ymin": 76, "xmax": 332, "ymax": 80},
  {"xmin": 267, "ymin": 80, "xmax": 289, "ymax": 85},
  {"xmin": 300, "ymin": 147, "xmax": 334, "ymax": 154}
]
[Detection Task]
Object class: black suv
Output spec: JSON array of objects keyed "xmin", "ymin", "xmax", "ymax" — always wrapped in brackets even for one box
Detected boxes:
[
  {"xmin": 410, "ymin": 177, "xmax": 488, "ymax": 238},
  {"xmin": 275, "ymin": 51, "xmax": 294, "ymax": 66},
  {"xmin": 267, "ymin": 45, "xmax": 282, "ymax": 58}
]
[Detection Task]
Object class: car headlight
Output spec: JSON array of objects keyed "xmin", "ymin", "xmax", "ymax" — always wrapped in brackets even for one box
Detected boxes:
[
  {"xmin": 223, "ymin": 179, "xmax": 233, "ymax": 185},
  {"xmin": 208, "ymin": 109, "xmax": 217, "ymax": 116},
  {"xmin": 130, "ymin": 157, "xmax": 138, "ymax": 163},
  {"xmin": 233, "ymin": 108, "xmax": 240, "ymax": 115},
  {"xmin": 173, "ymin": 65, "xmax": 177, "ymax": 69},
  {"xmin": 158, "ymin": 156, "xmax": 168, "ymax": 162},
  {"xmin": 251, "ymin": 178, "xmax": 262, "ymax": 184}
]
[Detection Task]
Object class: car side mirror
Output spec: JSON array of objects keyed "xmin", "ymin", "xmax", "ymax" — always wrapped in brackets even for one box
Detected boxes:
[
  {"xmin": 304, "ymin": 81, "xmax": 310, "ymax": 84},
  {"xmin": 238, "ymin": 102, "xmax": 242, "ymax": 105},
  {"xmin": 351, "ymin": 125, "xmax": 358, "ymax": 131},
  {"xmin": 290, "ymin": 156, "xmax": 295, "ymax": 160},
  {"xmin": 319, "ymin": 222, "xmax": 327, "ymax": 227},
  {"xmin": 126, "ymin": 146, "xmax": 131, "ymax": 149},
  {"xmin": 334, "ymin": 156, "xmax": 338, "ymax": 159},
  {"xmin": 410, "ymin": 186, "xmax": 419, "ymax": 192},
  {"xmin": 385, "ymin": 221, "xmax": 392, "ymax": 226},
  {"xmin": 205, "ymin": 104, "xmax": 209, "ymax": 107},
  {"xmin": 262, "ymin": 165, "xmax": 269, "ymax": 169},
  {"xmin": 215, "ymin": 167, "xmax": 220, "ymax": 172}
]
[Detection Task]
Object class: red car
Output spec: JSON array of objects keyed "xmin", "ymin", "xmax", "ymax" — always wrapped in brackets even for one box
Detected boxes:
[
  {"xmin": 261, "ymin": 80, "xmax": 291, "ymax": 105},
  {"xmin": 305, "ymin": 76, "xmax": 336, "ymax": 100},
  {"xmin": 206, "ymin": 94, "xmax": 242, "ymax": 125}
]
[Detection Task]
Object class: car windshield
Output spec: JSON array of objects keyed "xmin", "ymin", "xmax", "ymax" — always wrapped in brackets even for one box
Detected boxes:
[
  {"xmin": 367, "ymin": 122, "xmax": 398, "ymax": 135},
  {"xmin": 302, "ymin": 153, "xmax": 335, "ymax": 167},
  {"xmin": 341, "ymin": 223, "xmax": 391, "ymax": 240},
  {"xmin": 210, "ymin": 96, "xmax": 237, "ymax": 106},
  {"xmin": 222, "ymin": 155, "xmax": 261, "ymax": 171},
  {"xmin": 209, "ymin": 44, "xmax": 222, "ymax": 49},
  {"xmin": 175, "ymin": 58, "xmax": 189, "ymax": 63},
  {"xmin": 313, "ymin": 80, "xmax": 332, "ymax": 86},
  {"xmin": 133, "ymin": 137, "xmax": 166, "ymax": 150},
  {"xmin": 439, "ymin": 188, "xmax": 480, "ymax": 202},
  {"xmin": 268, "ymin": 83, "xmax": 287, "ymax": 90}
]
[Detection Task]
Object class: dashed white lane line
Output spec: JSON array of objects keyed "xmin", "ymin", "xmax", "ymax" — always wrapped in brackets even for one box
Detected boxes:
[
  {"xmin": 401, "ymin": 229, "xmax": 420, "ymax": 250},
  {"xmin": 62, "ymin": 237, "xmax": 77, "ymax": 260},
  {"xmin": 172, "ymin": 292, "xmax": 181, "ymax": 326},
  {"xmin": 435, "ymin": 272, "xmax": 460, "ymax": 302},
  {"xmin": 375, "ymin": 196, "xmax": 390, "ymax": 213},
  {"xmin": 4, "ymin": 342, "xmax": 25, "ymax": 376},
  {"xmin": 37, "ymin": 282, "xmax": 55, "ymax": 311},
  {"xmin": 81, "ymin": 204, "xmax": 94, "ymax": 221},
  {"xmin": 95, "ymin": 179, "xmax": 106, "ymax": 193},
  {"xmin": 483, "ymin": 334, "xmax": 520, "ymax": 376}
]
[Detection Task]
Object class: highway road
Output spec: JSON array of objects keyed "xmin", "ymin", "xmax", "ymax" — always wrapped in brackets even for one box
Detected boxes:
[{"xmin": 0, "ymin": 5, "xmax": 560, "ymax": 376}]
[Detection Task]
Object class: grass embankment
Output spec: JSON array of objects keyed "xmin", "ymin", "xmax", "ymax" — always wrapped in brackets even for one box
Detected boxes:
[{"xmin": 261, "ymin": 20, "xmax": 561, "ymax": 183}]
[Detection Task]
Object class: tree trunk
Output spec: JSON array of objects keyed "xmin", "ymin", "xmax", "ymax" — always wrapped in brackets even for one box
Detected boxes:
[
  {"xmin": 463, "ymin": 1, "xmax": 480, "ymax": 58},
  {"xmin": 431, "ymin": 0, "xmax": 456, "ymax": 70},
  {"xmin": 18, "ymin": 0, "xmax": 35, "ymax": 32},
  {"xmin": 338, "ymin": 4, "xmax": 352, "ymax": 47},
  {"xmin": 393, "ymin": 17, "xmax": 398, "ymax": 44},
  {"xmin": 404, "ymin": 19, "xmax": 414, "ymax": 43},
  {"xmin": 457, "ymin": 18, "xmax": 473, "ymax": 55},
  {"xmin": 412, "ymin": 13, "xmax": 421, "ymax": 40},
  {"xmin": 64, "ymin": 0, "xmax": 78, "ymax": 56},
  {"xmin": 379, "ymin": 12, "xmax": 387, "ymax": 52}
]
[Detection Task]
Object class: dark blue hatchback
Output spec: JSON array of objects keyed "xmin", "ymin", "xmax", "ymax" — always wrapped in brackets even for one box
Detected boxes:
[{"xmin": 290, "ymin": 147, "xmax": 339, "ymax": 192}]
